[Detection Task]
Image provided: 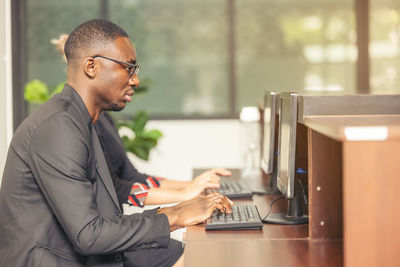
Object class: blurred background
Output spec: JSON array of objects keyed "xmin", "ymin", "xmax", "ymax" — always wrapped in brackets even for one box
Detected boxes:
[{"xmin": 1, "ymin": 0, "xmax": 400, "ymax": 181}]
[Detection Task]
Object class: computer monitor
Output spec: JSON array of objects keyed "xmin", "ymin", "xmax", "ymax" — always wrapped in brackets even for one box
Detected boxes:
[
  {"xmin": 260, "ymin": 91, "xmax": 280, "ymax": 194},
  {"xmin": 263, "ymin": 92, "xmax": 308, "ymax": 225}
]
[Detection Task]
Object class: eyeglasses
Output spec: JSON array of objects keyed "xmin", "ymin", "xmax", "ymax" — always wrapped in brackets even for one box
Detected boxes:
[{"xmin": 93, "ymin": 55, "xmax": 140, "ymax": 78}]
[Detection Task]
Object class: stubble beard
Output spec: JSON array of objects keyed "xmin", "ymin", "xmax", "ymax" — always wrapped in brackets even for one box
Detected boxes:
[{"xmin": 109, "ymin": 103, "xmax": 124, "ymax": 112}]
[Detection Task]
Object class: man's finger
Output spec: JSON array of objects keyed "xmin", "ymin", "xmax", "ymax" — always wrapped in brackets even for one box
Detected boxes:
[{"xmin": 220, "ymin": 196, "xmax": 233, "ymax": 213}]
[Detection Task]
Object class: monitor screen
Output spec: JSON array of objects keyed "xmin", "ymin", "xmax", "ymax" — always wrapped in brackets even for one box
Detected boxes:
[
  {"xmin": 263, "ymin": 92, "xmax": 308, "ymax": 225},
  {"xmin": 277, "ymin": 92, "xmax": 298, "ymax": 199},
  {"xmin": 261, "ymin": 92, "xmax": 279, "ymax": 175}
]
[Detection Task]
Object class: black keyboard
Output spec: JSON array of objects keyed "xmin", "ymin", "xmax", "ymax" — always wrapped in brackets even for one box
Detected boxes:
[
  {"xmin": 206, "ymin": 180, "xmax": 253, "ymax": 198},
  {"xmin": 205, "ymin": 204, "xmax": 263, "ymax": 230}
]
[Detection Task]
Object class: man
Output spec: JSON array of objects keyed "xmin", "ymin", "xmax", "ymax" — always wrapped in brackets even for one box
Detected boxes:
[
  {"xmin": 0, "ymin": 19, "xmax": 231, "ymax": 267},
  {"xmin": 50, "ymin": 32, "xmax": 231, "ymax": 209},
  {"xmin": 96, "ymin": 112, "xmax": 232, "ymax": 207}
]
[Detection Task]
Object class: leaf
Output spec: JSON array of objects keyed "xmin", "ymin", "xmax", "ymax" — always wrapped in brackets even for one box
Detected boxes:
[
  {"xmin": 116, "ymin": 110, "xmax": 162, "ymax": 161},
  {"xmin": 24, "ymin": 79, "xmax": 50, "ymax": 104},
  {"xmin": 135, "ymin": 137, "xmax": 157, "ymax": 150},
  {"xmin": 140, "ymin": 129, "xmax": 163, "ymax": 140},
  {"xmin": 131, "ymin": 145, "xmax": 149, "ymax": 160},
  {"xmin": 132, "ymin": 111, "xmax": 149, "ymax": 133},
  {"xmin": 49, "ymin": 82, "xmax": 65, "ymax": 98},
  {"xmin": 121, "ymin": 135, "xmax": 132, "ymax": 148}
]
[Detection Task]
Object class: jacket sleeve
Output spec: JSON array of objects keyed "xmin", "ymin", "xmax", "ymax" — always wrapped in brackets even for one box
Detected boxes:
[{"xmin": 27, "ymin": 113, "xmax": 170, "ymax": 256}]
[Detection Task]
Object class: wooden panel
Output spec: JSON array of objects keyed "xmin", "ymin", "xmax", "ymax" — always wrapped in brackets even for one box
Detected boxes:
[
  {"xmin": 298, "ymin": 95, "xmax": 400, "ymax": 119},
  {"xmin": 303, "ymin": 115, "xmax": 400, "ymax": 142},
  {"xmin": 184, "ymin": 239, "xmax": 343, "ymax": 267},
  {"xmin": 296, "ymin": 123, "xmax": 309, "ymax": 189},
  {"xmin": 308, "ymin": 129, "xmax": 343, "ymax": 239},
  {"xmin": 343, "ymin": 141, "xmax": 400, "ymax": 267}
]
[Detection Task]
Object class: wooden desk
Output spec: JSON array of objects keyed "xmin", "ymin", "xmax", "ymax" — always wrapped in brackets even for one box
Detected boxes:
[
  {"xmin": 186, "ymin": 112, "xmax": 400, "ymax": 267},
  {"xmin": 303, "ymin": 115, "xmax": 400, "ymax": 267},
  {"xmin": 184, "ymin": 173, "xmax": 342, "ymax": 266},
  {"xmin": 185, "ymin": 239, "xmax": 342, "ymax": 267},
  {"xmin": 185, "ymin": 194, "xmax": 309, "ymax": 242}
]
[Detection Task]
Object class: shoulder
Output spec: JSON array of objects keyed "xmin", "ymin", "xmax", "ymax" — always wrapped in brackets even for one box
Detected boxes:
[{"xmin": 13, "ymin": 93, "xmax": 91, "ymax": 157}]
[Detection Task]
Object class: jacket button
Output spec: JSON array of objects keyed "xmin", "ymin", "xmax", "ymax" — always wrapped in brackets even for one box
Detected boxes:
[
  {"xmin": 114, "ymin": 212, "xmax": 121, "ymax": 219},
  {"xmin": 140, "ymin": 244, "xmax": 147, "ymax": 249},
  {"xmin": 114, "ymin": 254, "xmax": 123, "ymax": 262},
  {"xmin": 151, "ymin": 242, "xmax": 157, "ymax": 248}
]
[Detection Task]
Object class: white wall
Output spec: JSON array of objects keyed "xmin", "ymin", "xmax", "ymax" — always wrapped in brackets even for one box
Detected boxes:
[
  {"xmin": 0, "ymin": 0, "xmax": 13, "ymax": 184},
  {"xmin": 126, "ymin": 120, "xmax": 244, "ymax": 181}
]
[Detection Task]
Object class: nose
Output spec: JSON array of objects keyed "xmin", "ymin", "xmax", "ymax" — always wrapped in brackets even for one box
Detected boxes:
[{"xmin": 129, "ymin": 74, "xmax": 140, "ymax": 87}]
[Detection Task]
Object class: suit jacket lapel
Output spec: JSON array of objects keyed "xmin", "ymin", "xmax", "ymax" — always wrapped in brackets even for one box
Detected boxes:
[{"xmin": 91, "ymin": 125, "xmax": 122, "ymax": 212}]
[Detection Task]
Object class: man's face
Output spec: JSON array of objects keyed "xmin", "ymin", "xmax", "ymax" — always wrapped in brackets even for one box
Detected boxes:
[{"xmin": 94, "ymin": 37, "xmax": 139, "ymax": 112}]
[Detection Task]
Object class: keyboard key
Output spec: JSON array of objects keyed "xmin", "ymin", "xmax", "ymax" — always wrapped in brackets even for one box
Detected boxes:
[{"xmin": 205, "ymin": 180, "xmax": 253, "ymax": 199}]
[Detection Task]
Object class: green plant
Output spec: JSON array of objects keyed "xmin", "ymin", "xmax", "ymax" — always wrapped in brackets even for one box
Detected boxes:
[
  {"xmin": 24, "ymin": 79, "xmax": 65, "ymax": 104},
  {"xmin": 117, "ymin": 111, "xmax": 162, "ymax": 161}
]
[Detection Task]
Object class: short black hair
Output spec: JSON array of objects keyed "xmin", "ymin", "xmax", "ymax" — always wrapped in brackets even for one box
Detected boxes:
[{"xmin": 64, "ymin": 19, "xmax": 129, "ymax": 62}]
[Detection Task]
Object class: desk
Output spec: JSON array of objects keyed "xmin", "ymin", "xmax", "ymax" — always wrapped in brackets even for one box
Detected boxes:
[
  {"xmin": 185, "ymin": 114, "xmax": 400, "ymax": 267},
  {"xmin": 185, "ymin": 194, "xmax": 308, "ymax": 242},
  {"xmin": 184, "ymin": 176, "xmax": 342, "ymax": 267},
  {"xmin": 303, "ymin": 115, "xmax": 400, "ymax": 267},
  {"xmin": 185, "ymin": 239, "xmax": 342, "ymax": 267}
]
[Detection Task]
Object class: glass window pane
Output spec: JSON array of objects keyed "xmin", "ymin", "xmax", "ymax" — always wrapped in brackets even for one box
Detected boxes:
[
  {"xmin": 27, "ymin": 0, "xmax": 100, "ymax": 91},
  {"xmin": 110, "ymin": 0, "xmax": 231, "ymax": 117},
  {"xmin": 370, "ymin": 0, "xmax": 400, "ymax": 94},
  {"xmin": 236, "ymin": 0, "xmax": 356, "ymax": 112}
]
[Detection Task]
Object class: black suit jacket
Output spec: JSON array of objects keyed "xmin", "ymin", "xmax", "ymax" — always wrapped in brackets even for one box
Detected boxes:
[
  {"xmin": 95, "ymin": 112, "xmax": 152, "ymax": 205},
  {"xmin": 0, "ymin": 85, "xmax": 170, "ymax": 266}
]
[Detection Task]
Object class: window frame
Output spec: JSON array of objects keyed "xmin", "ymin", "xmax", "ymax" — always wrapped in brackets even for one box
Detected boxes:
[{"xmin": 11, "ymin": 0, "xmax": 370, "ymax": 130}]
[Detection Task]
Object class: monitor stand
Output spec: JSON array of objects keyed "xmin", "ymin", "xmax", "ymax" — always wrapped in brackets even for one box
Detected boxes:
[
  {"xmin": 264, "ymin": 170, "xmax": 280, "ymax": 194},
  {"xmin": 262, "ymin": 179, "xmax": 308, "ymax": 225}
]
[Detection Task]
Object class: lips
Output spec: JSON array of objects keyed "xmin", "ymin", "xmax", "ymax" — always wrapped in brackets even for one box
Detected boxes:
[
  {"xmin": 124, "ymin": 89, "xmax": 135, "ymax": 102},
  {"xmin": 124, "ymin": 89, "xmax": 134, "ymax": 102}
]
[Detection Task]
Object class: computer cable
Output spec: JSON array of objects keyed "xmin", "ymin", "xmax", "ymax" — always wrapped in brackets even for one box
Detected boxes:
[
  {"xmin": 296, "ymin": 168, "xmax": 308, "ymax": 208},
  {"xmin": 261, "ymin": 196, "xmax": 285, "ymax": 221}
]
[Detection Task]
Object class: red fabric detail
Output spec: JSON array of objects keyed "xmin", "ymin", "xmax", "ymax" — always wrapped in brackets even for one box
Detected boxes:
[
  {"xmin": 135, "ymin": 192, "xmax": 149, "ymax": 199},
  {"xmin": 128, "ymin": 195, "xmax": 138, "ymax": 206},
  {"xmin": 148, "ymin": 177, "xmax": 158, "ymax": 187}
]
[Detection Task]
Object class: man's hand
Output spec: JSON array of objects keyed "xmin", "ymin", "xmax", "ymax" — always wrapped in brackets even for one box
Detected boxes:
[
  {"xmin": 183, "ymin": 168, "xmax": 232, "ymax": 199},
  {"xmin": 158, "ymin": 193, "xmax": 233, "ymax": 231}
]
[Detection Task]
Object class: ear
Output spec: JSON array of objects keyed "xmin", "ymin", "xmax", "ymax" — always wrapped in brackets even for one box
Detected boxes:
[{"xmin": 83, "ymin": 57, "xmax": 96, "ymax": 78}]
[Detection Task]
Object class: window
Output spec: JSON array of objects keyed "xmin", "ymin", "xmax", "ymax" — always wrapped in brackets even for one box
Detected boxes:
[
  {"xmin": 26, "ymin": 0, "xmax": 99, "ymax": 92},
  {"xmin": 110, "ymin": 0, "xmax": 231, "ymax": 117},
  {"xmin": 235, "ymin": 0, "xmax": 356, "ymax": 109},
  {"xmin": 14, "ymin": 0, "xmax": 398, "ymax": 125},
  {"xmin": 370, "ymin": 0, "xmax": 400, "ymax": 94}
]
